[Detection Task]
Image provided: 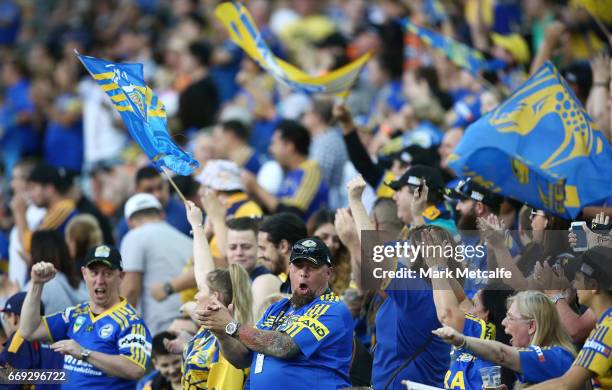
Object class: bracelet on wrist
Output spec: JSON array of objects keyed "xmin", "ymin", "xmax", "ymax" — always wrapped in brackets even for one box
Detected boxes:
[
  {"xmin": 458, "ymin": 335, "xmax": 467, "ymax": 349},
  {"xmin": 593, "ymin": 81, "xmax": 609, "ymax": 88}
]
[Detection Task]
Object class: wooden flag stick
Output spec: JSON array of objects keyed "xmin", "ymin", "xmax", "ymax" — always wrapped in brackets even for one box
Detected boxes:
[{"xmin": 161, "ymin": 167, "xmax": 187, "ymax": 203}]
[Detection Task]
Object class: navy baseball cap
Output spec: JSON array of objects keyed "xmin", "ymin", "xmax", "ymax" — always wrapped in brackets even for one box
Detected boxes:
[
  {"xmin": 576, "ymin": 246, "xmax": 612, "ymax": 290},
  {"xmin": 2, "ymin": 292, "xmax": 45, "ymax": 316},
  {"xmin": 387, "ymin": 165, "xmax": 445, "ymax": 191},
  {"xmin": 84, "ymin": 245, "xmax": 123, "ymax": 270},
  {"xmin": 290, "ymin": 237, "xmax": 333, "ymax": 267}
]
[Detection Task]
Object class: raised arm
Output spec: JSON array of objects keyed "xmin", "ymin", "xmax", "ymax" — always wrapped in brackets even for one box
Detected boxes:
[
  {"xmin": 478, "ymin": 215, "xmax": 532, "ymax": 291},
  {"xmin": 423, "ymin": 231, "xmax": 467, "ymax": 332},
  {"xmin": 185, "ymin": 201, "xmax": 215, "ymax": 292},
  {"xmin": 334, "ymin": 104, "xmax": 385, "ymax": 189},
  {"xmin": 20, "ymin": 262, "xmax": 56, "ymax": 342},
  {"xmin": 433, "ymin": 325, "xmax": 521, "ymax": 372},
  {"xmin": 201, "ymin": 190, "xmax": 229, "ymax": 266}
]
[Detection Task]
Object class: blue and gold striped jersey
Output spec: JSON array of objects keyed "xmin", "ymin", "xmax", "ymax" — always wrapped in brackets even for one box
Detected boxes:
[
  {"xmin": 277, "ymin": 160, "xmax": 328, "ymax": 220},
  {"xmin": 43, "ymin": 298, "xmax": 151, "ymax": 390},
  {"xmin": 248, "ymin": 292, "xmax": 353, "ymax": 389},
  {"xmin": 181, "ymin": 327, "xmax": 247, "ymax": 389},
  {"xmin": 574, "ymin": 307, "xmax": 612, "ymax": 389},
  {"xmin": 445, "ymin": 314, "xmax": 497, "ymax": 390}
]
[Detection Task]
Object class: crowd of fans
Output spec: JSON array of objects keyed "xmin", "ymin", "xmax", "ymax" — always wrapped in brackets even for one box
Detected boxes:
[{"xmin": 0, "ymin": 0, "xmax": 611, "ymax": 389}]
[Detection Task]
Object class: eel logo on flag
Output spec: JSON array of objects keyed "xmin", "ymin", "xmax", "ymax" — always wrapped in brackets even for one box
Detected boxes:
[{"xmin": 449, "ymin": 61, "xmax": 612, "ymax": 218}]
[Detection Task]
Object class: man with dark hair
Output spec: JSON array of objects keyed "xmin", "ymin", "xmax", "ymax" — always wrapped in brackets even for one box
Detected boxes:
[
  {"xmin": 10, "ymin": 163, "xmax": 78, "ymax": 254},
  {"xmin": 199, "ymin": 237, "xmax": 353, "ymax": 389},
  {"xmin": 301, "ymin": 96, "xmax": 349, "ymax": 210},
  {"xmin": 120, "ymin": 193, "xmax": 192, "ymax": 335},
  {"xmin": 451, "ymin": 178, "xmax": 520, "ymax": 298},
  {"xmin": 530, "ymin": 247, "xmax": 612, "ymax": 390},
  {"xmin": 116, "ymin": 166, "xmax": 190, "ymax": 242},
  {"xmin": 213, "ymin": 120, "xmax": 262, "ymax": 174},
  {"xmin": 178, "ymin": 41, "xmax": 220, "ymax": 131},
  {"xmin": 137, "ymin": 332, "xmax": 181, "ymax": 390},
  {"xmin": 258, "ymin": 212, "xmax": 308, "ymax": 293},
  {"xmin": 243, "ymin": 120, "xmax": 328, "ymax": 220}
]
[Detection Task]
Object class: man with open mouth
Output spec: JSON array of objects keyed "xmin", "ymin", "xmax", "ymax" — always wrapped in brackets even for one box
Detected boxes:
[{"xmin": 198, "ymin": 237, "xmax": 354, "ymax": 389}]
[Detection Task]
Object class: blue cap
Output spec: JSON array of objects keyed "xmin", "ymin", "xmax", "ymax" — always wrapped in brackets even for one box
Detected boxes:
[{"xmin": 2, "ymin": 292, "xmax": 45, "ymax": 316}]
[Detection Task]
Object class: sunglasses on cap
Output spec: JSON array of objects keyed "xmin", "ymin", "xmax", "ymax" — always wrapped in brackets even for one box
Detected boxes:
[{"xmin": 530, "ymin": 209, "xmax": 547, "ymax": 219}]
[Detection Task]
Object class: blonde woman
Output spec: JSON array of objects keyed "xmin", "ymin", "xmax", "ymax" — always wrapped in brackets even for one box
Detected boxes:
[
  {"xmin": 65, "ymin": 214, "xmax": 103, "ymax": 267},
  {"xmin": 434, "ymin": 291, "xmax": 576, "ymax": 387},
  {"xmin": 179, "ymin": 200, "xmax": 253, "ymax": 389}
]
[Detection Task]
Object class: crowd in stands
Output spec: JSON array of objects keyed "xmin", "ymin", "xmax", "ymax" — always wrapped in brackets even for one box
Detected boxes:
[{"xmin": 0, "ymin": 0, "xmax": 611, "ymax": 389}]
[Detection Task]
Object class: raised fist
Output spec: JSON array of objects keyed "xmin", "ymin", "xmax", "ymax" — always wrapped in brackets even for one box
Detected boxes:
[{"xmin": 30, "ymin": 262, "xmax": 57, "ymax": 284}]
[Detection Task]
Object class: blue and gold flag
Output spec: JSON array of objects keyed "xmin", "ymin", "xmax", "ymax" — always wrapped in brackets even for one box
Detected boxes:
[
  {"xmin": 402, "ymin": 19, "xmax": 500, "ymax": 76},
  {"xmin": 215, "ymin": 2, "xmax": 371, "ymax": 97},
  {"xmin": 76, "ymin": 52, "xmax": 199, "ymax": 176},
  {"xmin": 448, "ymin": 61, "xmax": 612, "ymax": 218}
]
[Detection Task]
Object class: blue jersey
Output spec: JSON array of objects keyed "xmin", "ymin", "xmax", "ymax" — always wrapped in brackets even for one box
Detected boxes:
[
  {"xmin": 43, "ymin": 298, "xmax": 152, "ymax": 390},
  {"xmin": 247, "ymin": 292, "xmax": 353, "ymax": 389},
  {"xmin": 276, "ymin": 160, "xmax": 328, "ymax": 220},
  {"xmin": 0, "ymin": 330, "xmax": 64, "ymax": 390},
  {"xmin": 445, "ymin": 314, "xmax": 497, "ymax": 390},
  {"xmin": 373, "ymin": 262, "xmax": 450, "ymax": 390},
  {"xmin": 516, "ymin": 345, "xmax": 574, "ymax": 385}
]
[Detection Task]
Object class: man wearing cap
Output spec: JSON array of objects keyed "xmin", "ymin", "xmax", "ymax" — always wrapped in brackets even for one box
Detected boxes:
[
  {"xmin": 530, "ymin": 246, "xmax": 612, "ymax": 390},
  {"xmin": 198, "ymin": 237, "xmax": 353, "ymax": 389},
  {"xmin": 10, "ymin": 162, "xmax": 78, "ymax": 254},
  {"xmin": 19, "ymin": 245, "xmax": 152, "ymax": 389},
  {"xmin": 388, "ymin": 164, "xmax": 458, "ymax": 237},
  {"xmin": 0, "ymin": 292, "xmax": 63, "ymax": 388},
  {"xmin": 119, "ymin": 193, "xmax": 191, "ymax": 335},
  {"xmin": 452, "ymin": 178, "xmax": 520, "ymax": 298}
]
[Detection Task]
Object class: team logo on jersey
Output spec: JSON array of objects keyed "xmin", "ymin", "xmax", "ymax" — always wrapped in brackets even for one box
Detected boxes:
[
  {"xmin": 73, "ymin": 316, "xmax": 86, "ymax": 333},
  {"xmin": 98, "ymin": 324, "xmax": 114, "ymax": 339},
  {"xmin": 584, "ymin": 339, "xmax": 611, "ymax": 357}
]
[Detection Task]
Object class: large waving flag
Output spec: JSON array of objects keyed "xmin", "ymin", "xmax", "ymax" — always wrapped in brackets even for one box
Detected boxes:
[
  {"xmin": 77, "ymin": 52, "xmax": 199, "ymax": 176},
  {"xmin": 448, "ymin": 61, "xmax": 612, "ymax": 218},
  {"xmin": 215, "ymin": 1, "xmax": 371, "ymax": 96},
  {"xmin": 402, "ymin": 19, "xmax": 500, "ymax": 76}
]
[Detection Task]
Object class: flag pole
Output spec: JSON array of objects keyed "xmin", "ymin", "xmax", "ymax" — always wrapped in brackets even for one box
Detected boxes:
[{"xmin": 162, "ymin": 167, "xmax": 187, "ymax": 203}]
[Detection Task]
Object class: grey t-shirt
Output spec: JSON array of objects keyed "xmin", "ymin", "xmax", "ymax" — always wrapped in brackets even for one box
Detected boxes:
[
  {"xmin": 24, "ymin": 272, "xmax": 88, "ymax": 315},
  {"xmin": 120, "ymin": 221, "xmax": 192, "ymax": 335}
]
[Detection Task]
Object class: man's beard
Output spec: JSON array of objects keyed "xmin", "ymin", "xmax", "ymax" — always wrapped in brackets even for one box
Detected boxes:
[
  {"xmin": 457, "ymin": 207, "xmax": 478, "ymax": 231},
  {"xmin": 290, "ymin": 290, "xmax": 316, "ymax": 308}
]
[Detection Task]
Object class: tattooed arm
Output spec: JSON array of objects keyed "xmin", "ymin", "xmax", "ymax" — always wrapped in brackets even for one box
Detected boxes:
[
  {"xmin": 236, "ymin": 326, "xmax": 301, "ymax": 359},
  {"xmin": 214, "ymin": 326, "xmax": 301, "ymax": 368}
]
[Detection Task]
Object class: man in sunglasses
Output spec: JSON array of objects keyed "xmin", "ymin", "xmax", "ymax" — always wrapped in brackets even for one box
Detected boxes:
[
  {"xmin": 198, "ymin": 237, "xmax": 353, "ymax": 389},
  {"xmin": 387, "ymin": 164, "xmax": 458, "ymax": 238},
  {"xmin": 451, "ymin": 177, "xmax": 520, "ymax": 298}
]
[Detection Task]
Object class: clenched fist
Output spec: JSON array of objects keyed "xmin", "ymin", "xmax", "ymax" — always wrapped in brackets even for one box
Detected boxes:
[{"xmin": 30, "ymin": 262, "xmax": 57, "ymax": 285}]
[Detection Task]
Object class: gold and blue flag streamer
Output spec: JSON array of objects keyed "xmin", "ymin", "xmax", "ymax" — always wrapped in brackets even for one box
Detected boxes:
[
  {"xmin": 76, "ymin": 52, "xmax": 199, "ymax": 176},
  {"xmin": 215, "ymin": 1, "xmax": 371, "ymax": 97},
  {"xmin": 402, "ymin": 19, "xmax": 500, "ymax": 76},
  {"xmin": 448, "ymin": 61, "xmax": 612, "ymax": 218}
]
